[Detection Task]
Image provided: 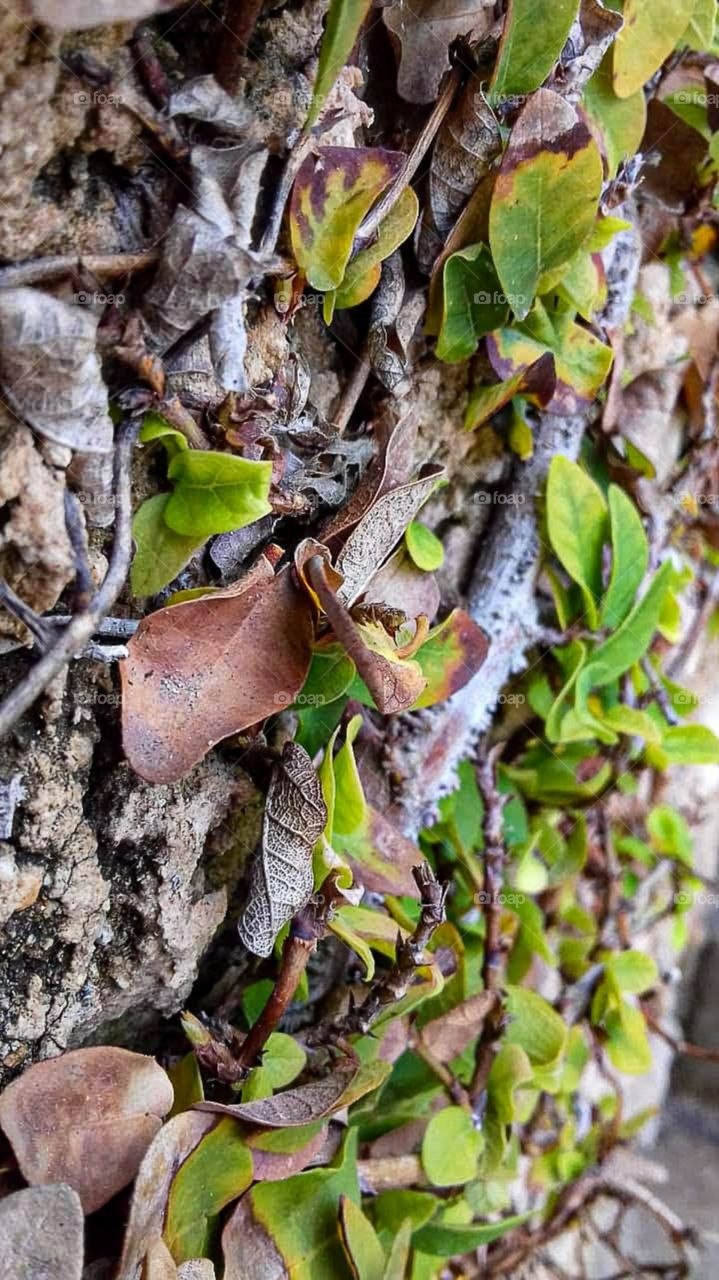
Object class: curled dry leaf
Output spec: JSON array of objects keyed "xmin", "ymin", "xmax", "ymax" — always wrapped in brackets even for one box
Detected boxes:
[
  {"xmin": 335, "ymin": 467, "xmax": 446, "ymax": 605},
  {"xmin": 118, "ymin": 1112, "xmax": 216, "ymax": 1280},
  {"xmin": 0, "ymin": 1184, "xmax": 84, "ymax": 1280},
  {"xmin": 384, "ymin": 0, "xmax": 495, "ymax": 104},
  {"xmin": 0, "ymin": 1047, "xmax": 173, "ymax": 1215},
  {"xmin": 362, "ymin": 546, "xmax": 441, "ymax": 623},
  {"xmin": 30, "ymin": 0, "xmax": 181, "ymax": 28},
  {"xmin": 237, "ymin": 742, "xmax": 328, "ymax": 958},
  {"xmin": 366, "ymin": 254, "xmax": 426, "ymax": 394},
  {"xmin": 319, "ymin": 415, "xmax": 417, "ymax": 550},
  {"xmin": 0, "ymin": 288, "xmax": 113, "ymax": 453},
  {"xmin": 121, "ymin": 568, "xmax": 314, "ymax": 784},
  {"xmin": 418, "ymin": 990, "xmax": 498, "ymax": 1063},
  {"xmin": 168, "ymin": 76, "xmax": 255, "ymax": 137},
  {"xmin": 197, "ymin": 1059, "xmax": 359, "ymax": 1128}
]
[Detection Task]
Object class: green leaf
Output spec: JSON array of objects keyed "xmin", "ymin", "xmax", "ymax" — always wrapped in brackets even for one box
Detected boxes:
[
  {"xmin": 435, "ymin": 243, "xmax": 507, "ymax": 363},
  {"xmin": 330, "ymin": 187, "xmax": 419, "ymax": 313},
  {"xmin": 259, "ymin": 1033, "xmax": 307, "ymax": 1090},
  {"xmin": 412, "ymin": 1210, "xmax": 535, "ymax": 1256},
  {"xmin": 373, "ymin": 1190, "xmax": 438, "ymax": 1238},
  {"xmin": 167, "ymin": 1052, "xmax": 204, "ymax": 1116},
  {"xmin": 130, "ymin": 493, "xmax": 204, "ymax": 596},
  {"xmin": 605, "ymin": 950, "xmax": 658, "ymax": 996},
  {"xmin": 647, "ymin": 805, "xmax": 693, "ymax": 867},
  {"xmin": 600, "ymin": 484, "xmax": 649, "ymax": 628},
  {"xmin": 332, "ymin": 714, "xmax": 368, "ymax": 837},
  {"xmin": 605, "ymin": 999, "xmax": 652, "ymax": 1075},
  {"xmin": 598, "ymin": 704, "xmax": 662, "ymax": 744},
  {"xmin": 547, "ymin": 456, "xmax": 608, "ymax": 627},
  {"xmin": 490, "ymin": 0, "xmax": 579, "ymax": 102},
  {"xmin": 140, "ymin": 411, "xmax": 189, "ymax": 457},
  {"xmin": 164, "ymin": 451, "xmax": 272, "ymax": 538},
  {"xmin": 613, "ymin": 0, "xmax": 697, "ymax": 99},
  {"xmin": 487, "ymin": 1043, "xmax": 533, "ymax": 1122},
  {"xmin": 165, "ymin": 1117, "xmax": 253, "ymax": 1262},
  {"xmin": 489, "ymin": 90, "xmax": 603, "ymax": 320},
  {"xmin": 338, "ymin": 1196, "xmax": 386, "ymax": 1280},
  {"xmin": 679, "ymin": 0, "xmax": 717, "ymax": 49},
  {"xmin": 421, "ymin": 1107, "xmax": 482, "ymax": 1186},
  {"xmin": 546, "ymin": 641, "xmax": 587, "ymax": 742},
  {"xmin": 405, "ymin": 522, "xmax": 444, "ymax": 572},
  {"xmin": 574, "ymin": 559, "xmax": 674, "ymax": 729},
  {"xmin": 583, "ymin": 53, "xmax": 647, "ymax": 177},
  {"xmin": 290, "ymin": 147, "xmax": 405, "ymax": 292},
  {"xmin": 307, "ymin": 0, "xmax": 372, "ymax": 128},
  {"xmin": 297, "ymin": 646, "xmax": 357, "ymax": 710},
  {"xmin": 503, "ymin": 985, "xmax": 567, "ymax": 1068},
  {"xmin": 382, "ymin": 1219, "xmax": 412, "ymax": 1280},
  {"xmin": 652, "ymin": 724, "xmax": 719, "ymax": 765}
]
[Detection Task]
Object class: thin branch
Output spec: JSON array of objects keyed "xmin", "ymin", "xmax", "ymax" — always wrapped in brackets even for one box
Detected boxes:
[
  {"xmin": 0, "ymin": 251, "xmax": 158, "ymax": 290},
  {"xmin": 215, "ymin": 0, "xmax": 264, "ymax": 93},
  {"xmin": 644, "ymin": 1010, "xmax": 719, "ymax": 1064},
  {"xmin": 0, "ymin": 417, "xmax": 139, "ymax": 739}
]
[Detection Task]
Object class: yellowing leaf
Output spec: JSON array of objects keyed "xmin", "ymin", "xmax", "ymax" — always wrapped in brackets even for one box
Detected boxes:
[
  {"xmin": 487, "ymin": 313, "xmax": 613, "ymax": 415},
  {"xmin": 290, "ymin": 148, "xmax": 405, "ymax": 292},
  {"xmin": 165, "ymin": 1119, "xmax": 253, "ymax": 1263},
  {"xmin": 412, "ymin": 609, "xmax": 489, "ymax": 709},
  {"xmin": 338, "ymin": 1195, "xmax": 386, "ymax": 1280},
  {"xmin": 489, "ymin": 90, "xmax": 603, "ymax": 319},
  {"xmin": 584, "ymin": 52, "xmax": 647, "ymax": 177},
  {"xmin": 613, "ymin": 0, "xmax": 696, "ymax": 99},
  {"xmin": 330, "ymin": 187, "xmax": 419, "ymax": 312}
]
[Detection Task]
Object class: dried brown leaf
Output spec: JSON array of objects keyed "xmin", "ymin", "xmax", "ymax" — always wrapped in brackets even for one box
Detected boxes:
[
  {"xmin": 248, "ymin": 1124, "xmax": 330, "ymax": 1181},
  {"xmin": 121, "ymin": 567, "xmax": 314, "ymax": 784},
  {"xmin": 168, "ymin": 77, "xmax": 255, "ymax": 139},
  {"xmin": 196, "ymin": 1060, "xmax": 359, "ymax": 1128},
  {"xmin": 335, "ymin": 466, "xmax": 446, "ymax": 605},
  {"xmin": 0, "ymin": 289, "xmax": 113, "ymax": 453},
  {"xmin": 319, "ymin": 414, "xmax": 417, "ymax": 550},
  {"xmin": 0, "ymin": 1047, "xmax": 173, "ymax": 1215},
  {"xmin": 221, "ymin": 1197, "xmax": 285, "ymax": 1280},
  {"xmin": 0, "ymin": 1184, "xmax": 84, "ymax": 1280},
  {"xmin": 384, "ymin": 0, "xmax": 495, "ymax": 103},
  {"xmin": 237, "ymin": 742, "xmax": 328, "ymax": 958},
  {"xmin": 144, "ymin": 1237, "xmax": 179, "ymax": 1280},
  {"xmin": 118, "ymin": 1112, "xmax": 216, "ymax": 1280},
  {"xmin": 362, "ymin": 546, "xmax": 441, "ymax": 623},
  {"xmin": 418, "ymin": 991, "xmax": 498, "ymax": 1063}
]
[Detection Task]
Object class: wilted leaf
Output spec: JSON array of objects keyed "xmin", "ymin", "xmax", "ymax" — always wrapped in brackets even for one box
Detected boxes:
[
  {"xmin": 165, "ymin": 1119, "xmax": 253, "ymax": 1263},
  {"xmin": 336, "ymin": 467, "xmax": 445, "ymax": 605},
  {"xmin": 491, "ymin": 0, "xmax": 579, "ymax": 101},
  {"xmin": 0, "ymin": 1047, "xmax": 173, "ymax": 1214},
  {"xmin": 384, "ymin": 0, "xmax": 494, "ymax": 103},
  {"xmin": 31, "ymin": 0, "xmax": 181, "ymax": 27},
  {"xmin": 131, "ymin": 494, "xmax": 204, "ymax": 597},
  {"xmin": 0, "ymin": 1183, "xmax": 84, "ymax": 1280},
  {"xmin": 613, "ymin": 0, "xmax": 696, "ymax": 99},
  {"xmin": 487, "ymin": 319, "xmax": 612, "ymax": 415},
  {"xmin": 0, "ymin": 288, "xmax": 113, "ymax": 453},
  {"xmin": 308, "ymin": 0, "xmax": 372, "ymax": 127},
  {"xmin": 119, "ymin": 1112, "xmax": 216, "ymax": 1280},
  {"xmin": 464, "ymin": 352, "xmax": 555, "ymax": 429},
  {"xmin": 489, "ymin": 90, "xmax": 603, "ymax": 319},
  {"xmin": 419, "ymin": 991, "xmax": 497, "ymax": 1063},
  {"xmin": 338, "ymin": 1195, "xmax": 386, "ymax": 1280},
  {"xmin": 421, "ymin": 82, "xmax": 501, "ymax": 263},
  {"xmin": 164, "ymin": 451, "xmax": 272, "ymax": 538},
  {"xmin": 238, "ymin": 742, "xmax": 327, "ymax": 958},
  {"xmin": 197, "ymin": 1059, "xmax": 359, "ymax": 1128},
  {"xmin": 121, "ymin": 567, "xmax": 313, "ymax": 783},
  {"xmin": 222, "ymin": 1130, "xmax": 359, "ymax": 1280},
  {"xmin": 290, "ymin": 148, "xmax": 405, "ymax": 292},
  {"xmin": 583, "ymin": 53, "xmax": 647, "ymax": 177}
]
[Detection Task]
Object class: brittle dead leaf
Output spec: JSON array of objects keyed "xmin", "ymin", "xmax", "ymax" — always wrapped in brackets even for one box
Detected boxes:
[{"xmin": 0, "ymin": 1047, "xmax": 173, "ymax": 1214}]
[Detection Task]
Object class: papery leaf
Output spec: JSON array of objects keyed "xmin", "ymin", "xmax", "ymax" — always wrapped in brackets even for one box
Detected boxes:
[
  {"xmin": 222, "ymin": 1130, "xmax": 359, "ymax": 1280},
  {"xmin": 290, "ymin": 148, "xmax": 405, "ymax": 292},
  {"xmin": 583, "ymin": 53, "xmax": 647, "ymax": 177},
  {"xmin": 435, "ymin": 243, "xmax": 507, "ymax": 364},
  {"xmin": 464, "ymin": 352, "xmax": 555, "ymax": 429},
  {"xmin": 34, "ymin": 0, "xmax": 182, "ymax": 27},
  {"xmin": 121, "ymin": 567, "xmax": 313, "ymax": 783},
  {"xmin": 238, "ymin": 742, "xmax": 327, "ymax": 958},
  {"xmin": 330, "ymin": 187, "xmax": 419, "ymax": 313},
  {"xmin": 383, "ymin": 0, "xmax": 495, "ymax": 104},
  {"xmin": 600, "ymin": 484, "xmax": 648, "ymax": 628},
  {"xmin": 307, "ymin": 0, "xmax": 373, "ymax": 128},
  {"xmin": 422, "ymin": 1106, "xmax": 482, "ymax": 1186},
  {"xmin": 491, "ymin": 0, "xmax": 579, "ymax": 101},
  {"xmin": 197, "ymin": 1060, "xmax": 387, "ymax": 1127},
  {"xmin": 119, "ymin": 1112, "xmax": 216, "ymax": 1280},
  {"xmin": 487, "ymin": 315, "xmax": 612, "ymax": 415},
  {"xmin": 165, "ymin": 1119, "xmax": 253, "ymax": 1263},
  {"xmin": 0, "ymin": 1047, "xmax": 173, "ymax": 1215},
  {"xmin": 336, "ymin": 466, "xmax": 446, "ymax": 605},
  {"xmin": 489, "ymin": 90, "xmax": 603, "ymax": 319},
  {"xmin": 412, "ymin": 609, "xmax": 489, "ymax": 709},
  {"xmin": 0, "ymin": 1184, "xmax": 84, "ymax": 1280},
  {"xmin": 613, "ymin": 0, "xmax": 696, "ymax": 99},
  {"xmin": 338, "ymin": 1195, "xmax": 387, "ymax": 1280},
  {"xmin": 131, "ymin": 494, "xmax": 204, "ymax": 597},
  {"xmin": 412, "ymin": 1210, "xmax": 534, "ymax": 1255},
  {"xmin": 164, "ymin": 451, "xmax": 272, "ymax": 538},
  {"xmin": 320, "ymin": 415, "xmax": 417, "ymax": 550},
  {"xmin": 547, "ymin": 456, "xmax": 608, "ymax": 628}
]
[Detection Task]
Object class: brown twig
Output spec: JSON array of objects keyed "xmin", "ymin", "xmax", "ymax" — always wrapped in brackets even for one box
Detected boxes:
[
  {"xmin": 0, "ymin": 250, "xmax": 158, "ymax": 290},
  {"xmin": 215, "ymin": 0, "xmax": 264, "ymax": 93},
  {"xmin": 0, "ymin": 416, "xmax": 139, "ymax": 739},
  {"xmin": 644, "ymin": 1010, "xmax": 719, "ymax": 1064}
]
